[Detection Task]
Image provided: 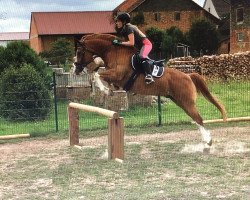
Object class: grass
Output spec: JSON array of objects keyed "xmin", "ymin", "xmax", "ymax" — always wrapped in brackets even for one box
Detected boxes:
[{"xmin": 0, "ymin": 81, "xmax": 249, "ymax": 136}]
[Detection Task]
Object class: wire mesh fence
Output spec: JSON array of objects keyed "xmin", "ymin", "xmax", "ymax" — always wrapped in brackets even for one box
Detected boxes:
[{"xmin": 0, "ymin": 70, "xmax": 249, "ymax": 136}]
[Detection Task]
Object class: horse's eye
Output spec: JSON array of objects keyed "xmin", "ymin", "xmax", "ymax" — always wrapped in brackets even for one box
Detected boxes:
[{"xmin": 77, "ymin": 49, "xmax": 83, "ymax": 56}]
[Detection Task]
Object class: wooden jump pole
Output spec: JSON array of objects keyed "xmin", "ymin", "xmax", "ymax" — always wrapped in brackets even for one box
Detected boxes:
[
  {"xmin": 0, "ymin": 133, "xmax": 30, "ymax": 140},
  {"xmin": 203, "ymin": 116, "xmax": 250, "ymax": 124},
  {"xmin": 69, "ymin": 102, "xmax": 119, "ymax": 119},
  {"xmin": 68, "ymin": 102, "xmax": 124, "ymax": 160}
]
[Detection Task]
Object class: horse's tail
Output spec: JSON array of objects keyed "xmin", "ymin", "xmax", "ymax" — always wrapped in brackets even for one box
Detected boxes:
[{"xmin": 189, "ymin": 73, "xmax": 227, "ymax": 122}]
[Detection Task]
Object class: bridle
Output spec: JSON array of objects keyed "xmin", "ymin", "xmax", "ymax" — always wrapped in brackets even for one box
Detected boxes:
[{"xmin": 74, "ymin": 41, "xmax": 99, "ymax": 72}]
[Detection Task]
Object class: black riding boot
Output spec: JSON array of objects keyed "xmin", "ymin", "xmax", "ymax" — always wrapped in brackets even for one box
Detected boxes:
[{"xmin": 142, "ymin": 60, "xmax": 154, "ymax": 84}]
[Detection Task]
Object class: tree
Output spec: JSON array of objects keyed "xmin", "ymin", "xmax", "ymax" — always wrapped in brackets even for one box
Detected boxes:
[
  {"xmin": 0, "ymin": 41, "xmax": 47, "ymax": 76},
  {"xmin": 40, "ymin": 38, "xmax": 74, "ymax": 66},
  {"xmin": 145, "ymin": 27, "xmax": 164, "ymax": 58},
  {"xmin": 187, "ymin": 19, "xmax": 219, "ymax": 55},
  {"xmin": 162, "ymin": 26, "xmax": 185, "ymax": 58},
  {"xmin": 0, "ymin": 46, "xmax": 5, "ymax": 70}
]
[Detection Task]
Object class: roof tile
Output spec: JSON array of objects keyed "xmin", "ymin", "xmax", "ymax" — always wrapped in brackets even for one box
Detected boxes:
[
  {"xmin": 114, "ymin": 0, "xmax": 146, "ymax": 13},
  {"xmin": 211, "ymin": 0, "xmax": 230, "ymax": 17},
  {"xmin": 0, "ymin": 32, "xmax": 29, "ymax": 41},
  {"xmin": 31, "ymin": 11, "xmax": 115, "ymax": 35}
]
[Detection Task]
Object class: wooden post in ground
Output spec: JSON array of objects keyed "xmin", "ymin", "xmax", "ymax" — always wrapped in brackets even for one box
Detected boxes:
[
  {"xmin": 108, "ymin": 117, "xmax": 124, "ymax": 160},
  {"xmin": 68, "ymin": 106, "xmax": 79, "ymax": 146}
]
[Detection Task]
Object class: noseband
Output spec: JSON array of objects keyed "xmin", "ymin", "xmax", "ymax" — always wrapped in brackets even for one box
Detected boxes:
[{"xmin": 74, "ymin": 42, "xmax": 99, "ymax": 70}]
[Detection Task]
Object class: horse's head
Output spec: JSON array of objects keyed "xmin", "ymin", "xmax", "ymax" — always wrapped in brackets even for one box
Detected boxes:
[
  {"xmin": 73, "ymin": 34, "xmax": 115, "ymax": 75},
  {"xmin": 72, "ymin": 42, "xmax": 97, "ymax": 75}
]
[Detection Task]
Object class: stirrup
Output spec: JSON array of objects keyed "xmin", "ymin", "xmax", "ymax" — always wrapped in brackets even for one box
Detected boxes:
[{"xmin": 145, "ymin": 74, "xmax": 154, "ymax": 84}]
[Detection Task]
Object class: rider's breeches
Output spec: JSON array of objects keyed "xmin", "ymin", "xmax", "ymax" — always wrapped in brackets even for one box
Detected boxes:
[{"xmin": 139, "ymin": 38, "xmax": 152, "ymax": 59}]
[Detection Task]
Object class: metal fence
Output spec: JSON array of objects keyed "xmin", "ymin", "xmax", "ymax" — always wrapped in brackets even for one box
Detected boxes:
[{"xmin": 0, "ymin": 70, "xmax": 249, "ymax": 136}]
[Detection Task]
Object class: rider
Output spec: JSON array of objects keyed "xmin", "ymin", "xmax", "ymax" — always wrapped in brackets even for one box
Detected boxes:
[{"xmin": 112, "ymin": 12, "xmax": 154, "ymax": 84}]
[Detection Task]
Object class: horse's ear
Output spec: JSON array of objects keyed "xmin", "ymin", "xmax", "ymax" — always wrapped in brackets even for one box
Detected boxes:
[
  {"xmin": 110, "ymin": 10, "xmax": 118, "ymax": 24},
  {"xmin": 76, "ymin": 40, "xmax": 82, "ymax": 48}
]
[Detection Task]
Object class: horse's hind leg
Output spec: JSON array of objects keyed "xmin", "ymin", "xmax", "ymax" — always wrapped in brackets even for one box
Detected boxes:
[
  {"xmin": 195, "ymin": 122, "xmax": 212, "ymax": 146},
  {"xmin": 170, "ymin": 97, "xmax": 212, "ymax": 146}
]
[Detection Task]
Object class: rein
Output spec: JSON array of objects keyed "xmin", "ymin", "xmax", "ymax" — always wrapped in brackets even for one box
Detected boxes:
[
  {"xmin": 76, "ymin": 41, "xmax": 100, "ymax": 68},
  {"xmin": 79, "ymin": 42, "xmax": 97, "ymax": 55},
  {"xmin": 77, "ymin": 36, "xmax": 138, "ymax": 91}
]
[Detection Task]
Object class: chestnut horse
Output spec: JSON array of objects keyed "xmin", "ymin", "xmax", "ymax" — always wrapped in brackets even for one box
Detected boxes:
[{"xmin": 73, "ymin": 33, "xmax": 227, "ymax": 147}]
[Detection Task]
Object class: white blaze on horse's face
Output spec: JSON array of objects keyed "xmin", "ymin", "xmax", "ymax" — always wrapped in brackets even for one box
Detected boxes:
[
  {"xmin": 72, "ymin": 62, "xmax": 87, "ymax": 75},
  {"xmin": 72, "ymin": 56, "xmax": 76, "ymax": 74},
  {"xmin": 72, "ymin": 63, "xmax": 76, "ymax": 74}
]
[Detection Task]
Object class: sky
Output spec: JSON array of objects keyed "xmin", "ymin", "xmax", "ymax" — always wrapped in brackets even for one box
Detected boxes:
[{"xmin": 0, "ymin": 0, "xmax": 205, "ymax": 33}]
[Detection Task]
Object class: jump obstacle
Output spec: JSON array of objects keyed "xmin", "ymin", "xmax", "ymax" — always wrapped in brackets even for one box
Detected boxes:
[
  {"xmin": 68, "ymin": 102, "xmax": 124, "ymax": 160},
  {"xmin": 0, "ymin": 134, "xmax": 30, "ymax": 140}
]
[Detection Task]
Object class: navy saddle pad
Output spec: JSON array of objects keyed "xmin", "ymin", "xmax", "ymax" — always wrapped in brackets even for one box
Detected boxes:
[{"xmin": 131, "ymin": 54, "xmax": 165, "ymax": 77}]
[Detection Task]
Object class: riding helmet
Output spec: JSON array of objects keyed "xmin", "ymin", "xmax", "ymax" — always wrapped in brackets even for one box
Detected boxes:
[{"xmin": 116, "ymin": 12, "xmax": 131, "ymax": 24}]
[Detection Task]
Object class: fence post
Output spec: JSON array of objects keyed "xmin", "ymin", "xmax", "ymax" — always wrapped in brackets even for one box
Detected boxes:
[
  {"xmin": 157, "ymin": 96, "xmax": 162, "ymax": 126},
  {"xmin": 108, "ymin": 117, "xmax": 124, "ymax": 160},
  {"xmin": 68, "ymin": 107, "xmax": 79, "ymax": 146},
  {"xmin": 52, "ymin": 72, "xmax": 59, "ymax": 132}
]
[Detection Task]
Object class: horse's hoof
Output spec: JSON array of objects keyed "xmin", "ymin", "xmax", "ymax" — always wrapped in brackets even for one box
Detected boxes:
[
  {"xmin": 107, "ymin": 89, "xmax": 113, "ymax": 96},
  {"xmin": 203, "ymin": 142, "xmax": 211, "ymax": 154},
  {"xmin": 103, "ymin": 87, "xmax": 110, "ymax": 96},
  {"xmin": 207, "ymin": 139, "xmax": 213, "ymax": 146}
]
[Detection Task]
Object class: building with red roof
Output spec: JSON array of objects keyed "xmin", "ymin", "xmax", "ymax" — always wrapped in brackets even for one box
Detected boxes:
[
  {"xmin": 29, "ymin": 11, "xmax": 115, "ymax": 53},
  {"xmin": 113, "ymin": 0, "xmax": 220, "ymax": 33},
  {"xmin": 0, "ymin": 32, "xmax": 29, "ymax": 47}
]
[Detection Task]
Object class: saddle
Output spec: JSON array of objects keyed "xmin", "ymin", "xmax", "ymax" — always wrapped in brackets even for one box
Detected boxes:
[
  {"xmin": 123, "ymin": 54, "xmax": 165, "ymax": 91},
  {"xmin": 131, "ymin": 54, "xmax": 165, "ymax": 77}
]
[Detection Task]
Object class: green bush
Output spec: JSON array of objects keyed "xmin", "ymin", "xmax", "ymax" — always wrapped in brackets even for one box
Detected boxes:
[
  {"xmin": 187, "ymin": 18, "xmax": 219, "ymax": 55},
  {"xmin": 145, "ymin": 27, "xmax": 164, "ymax": 55},
  {"xmin": 162, "ymin": 26, "xmax": 186, "ymax": 58},
  {"xmin": 40, "ymin": 37, "xmax": 74, "ymax": 67},
  {"xmin": 0, "ymin": 64, "xmax": 52, "ymax": 121},
  {"xmin": 0, "ymin": 41, "xmax": 46, "ymax": 75}
]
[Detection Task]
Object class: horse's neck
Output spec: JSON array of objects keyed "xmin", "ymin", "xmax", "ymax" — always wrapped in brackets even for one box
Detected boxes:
[
  {"xmin": 87, "ymin": 39, "xmax": 110, "ymax": 58},
  {"xmin": 87, "ymin": 36, "xmax": 135, "ymax": 76},
  {"xmin": 88, "ymin": 37, "xmax": 136, "ymax": 88}
]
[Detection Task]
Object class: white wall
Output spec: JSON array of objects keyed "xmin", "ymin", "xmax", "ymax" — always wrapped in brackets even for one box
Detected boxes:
[
  {"xmin": 0, "ymin": 41, "xmax": 8, "ymax": 47},
  {"xmin": 203, "ymin": 0, "xmax": 220, "ymax": 19}
]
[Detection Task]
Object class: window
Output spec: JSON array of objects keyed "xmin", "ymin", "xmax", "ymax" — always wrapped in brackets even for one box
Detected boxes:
[
  {"xmin": 236, "ymin": 7, "xmax": 244, "ymax": 23},
  {"xmin": 174, "ymin": 12, "xmax": 181, "ymax": 21},
  {"xmin": 154, "ymin": 12, "xmax": 161, "ymax": 21},
  {"xmin": 237, "ymin": 32, "xmax": 244, "ymax": 42}
]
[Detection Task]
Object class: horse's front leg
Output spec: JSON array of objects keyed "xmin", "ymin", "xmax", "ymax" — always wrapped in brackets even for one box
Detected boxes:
[
  {"xmin": 93, "ymin": 66, "xmax": 126, "ymax": 95},
  {"xmin": 99, "ymin": 67, "xmax": 125, "ymax": 83},
  {"xmin": 92, "ymin": 72, "xmax": 110, "ymax": 95}
]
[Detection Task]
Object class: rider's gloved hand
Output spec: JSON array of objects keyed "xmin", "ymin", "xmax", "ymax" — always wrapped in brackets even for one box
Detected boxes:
[{"xmin": 112, "ymin": 39, "xmax": 122, "ymax": 46}]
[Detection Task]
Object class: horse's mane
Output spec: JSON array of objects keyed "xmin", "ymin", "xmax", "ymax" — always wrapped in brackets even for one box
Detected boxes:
[
  {"xmin": 79, "ymin": 33, "xmax": 136, "ymax": 55},
  {"xmin": 80, "ymin": 34, "xmax": 116, "ymax": 43}
]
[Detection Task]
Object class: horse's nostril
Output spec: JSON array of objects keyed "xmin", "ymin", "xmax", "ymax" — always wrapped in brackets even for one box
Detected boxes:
[{"xmin": 73, "ymin": 62, "xmax": 79, "ymax": 67}]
